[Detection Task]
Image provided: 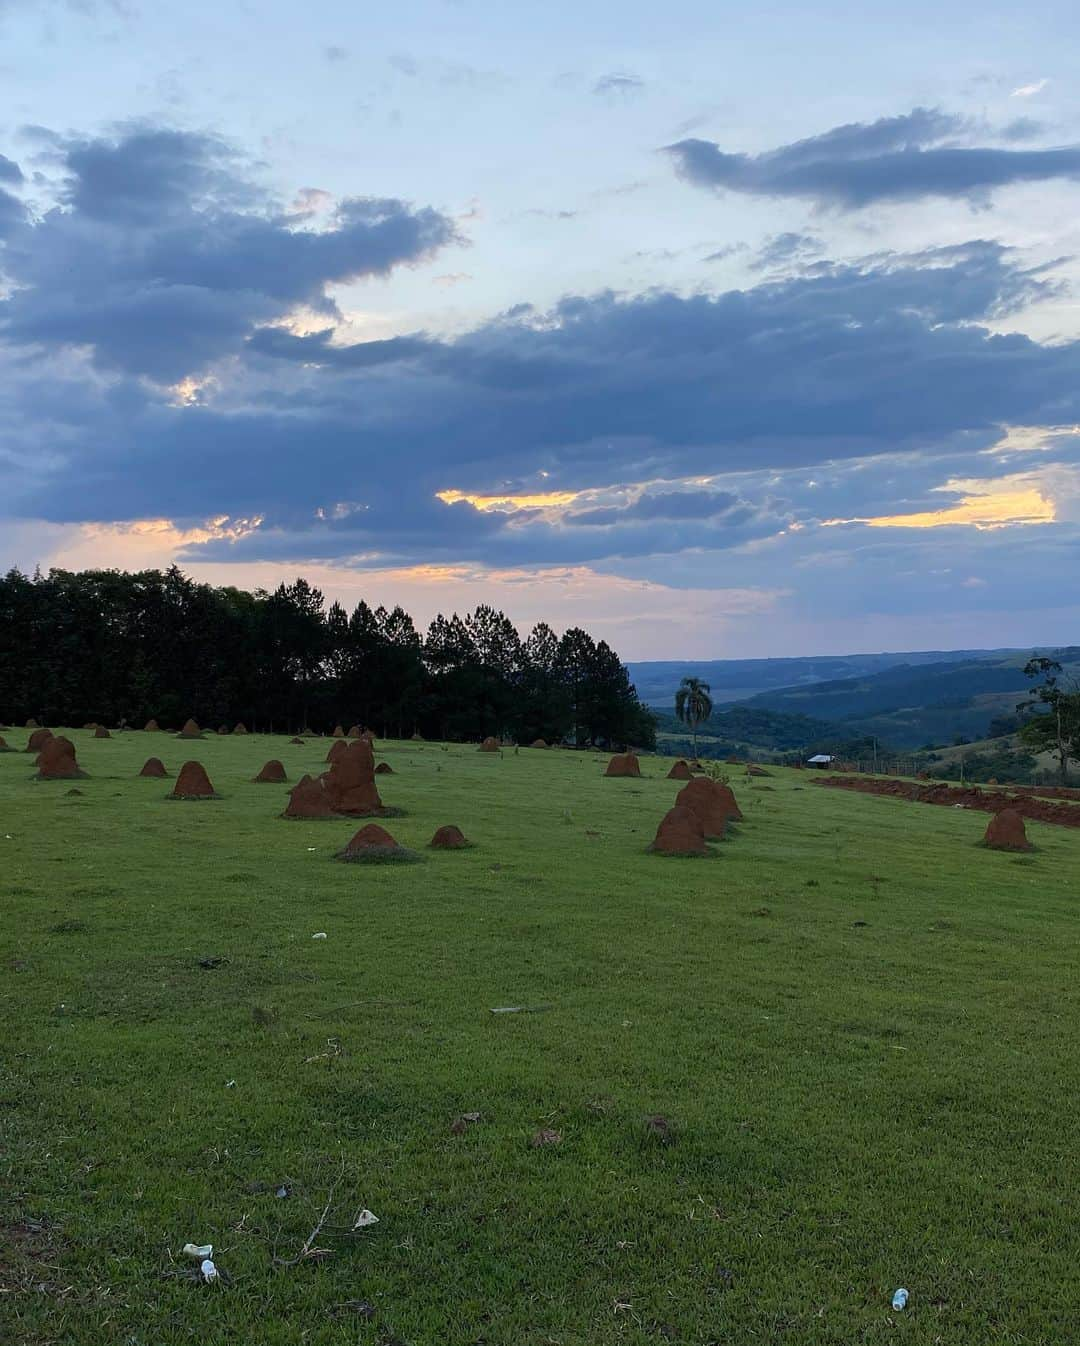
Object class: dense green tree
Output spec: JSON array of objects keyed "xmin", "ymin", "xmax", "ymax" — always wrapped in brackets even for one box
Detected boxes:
[
  {"xmin": 675, "ymin": 676, "xmax": 713, "ymax": 759},
  {"xmin": 1018, "ymin": 657, "xmax": 1080, "ymax": 784}
]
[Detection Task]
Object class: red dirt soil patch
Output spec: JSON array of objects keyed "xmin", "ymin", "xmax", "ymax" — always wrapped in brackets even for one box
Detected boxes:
[
  {"xmin": 374, "ymin": 762, "xmax": 393, "ymax": 774},
  {"xmin": 649, "ymin": 804, "xmax": 708, "ymax": 855},
  {"xmin": 325, "ymin": 739, "xmax": 350, "ymax": 764},
  {"xmin": 171, "ymin": 760, "xmax": 218, "ymax": 799},
  {"xmin": 605, "ymin": 752, "xmax": 641, "ymax": 777},
  {"xmin": 667, "ymin": 760, "xmax": 693, "ymax": 780},
  {"xmin": 139, "ymin": 757, "xmax": 168, "ymax": 778},
  {"xmin": 430, "ymin": 824, "xmax": 469, "ymax": 849},
  {"xmin": 254, "ymin": 759, "xmax": 287, "ymax": 783},
  {"xmin": 282, "ymin": 774, "xmax": 337, "ymax": 819},
  {"xmin": 478, "ymin": 737, "xmax": 499, "ymax": 753},
  {"xmin": 984, "ymin": 808, "xmax": 1032, "ymax": 851},
  {"xmin": 176, "ymin": 719, "xmax": 203, "ymax": 739},
  {"xmin": 813, "ymin": 775, "xmax": 1080, "ymax": 830},
  {"xmin": 26, "ymin": 728, "xmax": 53, "ymax": 753},
  {"xmin": 37, "ymin": 737, "xmax": 84, "ymax": 779},
  {"xmin": 322, "ymin": 739, "xmax": 383, "ymax": 815}
]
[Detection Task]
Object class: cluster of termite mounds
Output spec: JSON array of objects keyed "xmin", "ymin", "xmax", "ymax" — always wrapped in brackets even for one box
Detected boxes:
[
  {"xmin": 283, "ymin": 739, "xmax": 385, "ymax": 819},
  {"xmin": 649, "ymin": 776, "xmax": 744, "ymax": 856}
]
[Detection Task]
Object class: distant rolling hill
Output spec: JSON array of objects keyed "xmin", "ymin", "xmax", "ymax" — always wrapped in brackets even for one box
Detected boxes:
[
  {"xmin": 627, "ymin": 648, "xmax": 1020, "ymax": 710},
  {"xmin": 731, "ymin": 647, "xmax": 1080, "ymax": 750}
]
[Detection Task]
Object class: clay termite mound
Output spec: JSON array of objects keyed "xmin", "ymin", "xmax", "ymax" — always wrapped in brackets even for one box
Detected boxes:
[
  {"xmin": 605, "ymin": 752, "xmax": 641, "ymax": 778},
  {"xmin": 649, "ymin": 805, "xmax": 708, "ymax": 855},
  {"xmin": 232, "ymin": 723, "xmax": 248, "ymax": 735},
  {"xmin": 335, "ymin": 822, "xmax": 418, "ymax": 863},
  {"xmin": 325, "ymin": 739, "xmax": 350, "ymax": 764},
  {"xmin": 26, "ymin": 718, "xmax": 40, "ymax": 728},
  {"xmin": 478, "ymin": 736, "xmax": 499, "ymax": 753},
  {"xmin": 746, "ymin": 764, "xmax": 772, "ymax": 777},
  {"xmin": 332, "ymin": 724, "xmax": 345, "ymax": 738},
  {"xmin": 289, "ymin": 736, "xmax": 305, "ymax": 745},
  {"xmin": 94, "ymin": 726, "xmax": 111, "ymax": 739},
  {"xmin": 674, "ymin": 778, "xmax": 742, "ymax": 839},
  {"xmin": 666, "ymin": 760, "xmax": 693, "ymax": 780},
  {"xmin": 144, "ymin": 719, "xmax": 161, "ymax": 732},
  {"xmin": 217, "ymin": 725, "xmax": 229, "ymax": 735},
  {"xmin": 253, "ymin": 759, "xmax": 287, "ymax": 783},
  {"xmin": 430, "ymin": 824, "xmax": 469, "ymax": 849},
  {"xmin": 530, "ymin": 739, "xmax": 549, "ymax": 749},
  {"xmin": 37, "ymin": 737, "xmax": 86, "ymax": 780},
  {"xmin": 983, "ymin": 808, "xmax": 1032, "ymax": 851},
  {"xmin": 169, "ymin": 760, "xmax": 219, "ymax": 799},
  {"xmin": 361, "ymin": 729, "xmax": 376, "ymax": 744},
  {"xmin": 374, "ymin": 762, "xmax": 394, "ymax": 774},
  {"xmin": 26, "ymin": 727, "xmax": 53, "ymax": 753},
  {"xmin": 348, "ymin": 724, "xmax": 362, "ymax": 738},
  {"xmin": 176, "ymin": 719, "xmax": 204, "ymax": 740},
  {"xmin": 322, "ymin": 739, "xmax": 385, "ymax": 816},
  {"xmin": 139, "ymin": 757, "xmax": 169, "ymax": 778},
  {"xmin": 281, "ymin": 774, "xmax": 337, "ymax": 819}
]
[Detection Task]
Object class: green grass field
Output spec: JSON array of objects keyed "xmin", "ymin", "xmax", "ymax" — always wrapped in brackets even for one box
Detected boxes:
[{"xmin": 3, "ymin": 730, "xmax": 1079, "ymax": 1344}]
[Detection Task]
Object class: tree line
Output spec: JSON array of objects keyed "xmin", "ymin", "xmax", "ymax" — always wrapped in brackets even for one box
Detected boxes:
[{"xmin": 0, "ymin": 566, "xmax": 656, "ymax": 748}]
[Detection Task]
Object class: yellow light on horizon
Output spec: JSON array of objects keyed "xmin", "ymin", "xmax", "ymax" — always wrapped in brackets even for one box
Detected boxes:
[
  {"xmin": 436, "ymin": 488, "xmax": 580, "ymax": 511},
  {"xmin": 823, "ymin": 485, "xmax": 1055, "ymax": 531}
]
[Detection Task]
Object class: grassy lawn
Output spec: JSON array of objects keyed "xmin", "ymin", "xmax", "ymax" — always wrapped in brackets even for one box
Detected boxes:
[{"xmin": 3, "ymin": 731, "xmax": 1078, "ymax": 1344}]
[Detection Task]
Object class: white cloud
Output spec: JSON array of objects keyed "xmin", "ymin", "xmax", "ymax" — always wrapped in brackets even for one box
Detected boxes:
[{"xmin": 1011, "ymin": 79, "xmax": 1048, "ymax": 98}]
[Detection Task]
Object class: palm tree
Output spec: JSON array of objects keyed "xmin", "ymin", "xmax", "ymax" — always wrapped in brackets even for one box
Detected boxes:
[{"xmin": 674, "ymin": 676, "xmax": 713, "ymax": 760}]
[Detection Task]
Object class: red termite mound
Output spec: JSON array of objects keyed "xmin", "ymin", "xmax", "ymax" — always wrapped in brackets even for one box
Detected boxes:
[
  {"xmin": 144, "ymin": 719, "xmax": 161, "ymax": 732},
  {"xmin": 282, "ymin": 774, "xmax": 337, "ymax": 819},
  {"xmin": 667, "ymin": 760, "xmax": 693, "ymax": 780},
  {"xmin": 232, "ymin": 723, "xmax": 248, "ymax": 735},
  {"xmin": 139, "ymin": 757, "xmax": 168, "ymax": 778},
  {"xmin": 747, "ymin": 764, "xmax": 772, "ymax": 777},
  {"xmin": 348, "ymin": 724, "xmax": 362, "ymax": 738},
  {"xmin": 26, "ymin": 718, "xmax": 40, "ymax": 728},
  {"xmin": 530, "ymin": 738, "xmax": 549, "ymax": 749},
  {"xmin": 430, "ymin": 824, "xmax": 469, "ymax": 849},
  {"xmin": 322, "ymin": 739, "xmax": 383, "ymax": 815},
  {"xmin": 649, "ymin": 805, "xmax": 707, "ymax": 855},
  {"xmin": 253, "ymin": 759, "xmax": 287, "ymax": 783},
  {"xmin": 217, "ymin": 725, "xmax": 229, "ymax": 735},
  {"xmin": 176, "ymin": 719, "xmax": 203, "ymax": 739},
  {"xmin": 332, "ymin": 724, "xmax": 345, "ymax": 738},
  {"xmin": 336, "ymin": 822, "xmax": 403, "ymax": 858},
  {"xmin": 37, "ymin": 736, "xmax": 84, "ymax": 779},
  {"xmin": 171, "ymin": 760, "xmax": 218, "ymax": 799},
  {"xmin": 94, "ymin": 726, "xmax": 111, "ymax": 739},
  {"xmin": 605, "ymin": 752, "xmax": 641, "ymax": 777},
  {"xmin": 478, "ymin": 737, "xmax": 499, "ymax": 753},
  {"xmin": 289, "ymin": 736, "xmax": 305, "ymax": 745},
  {"xmin": 374, "ymin": 761, "xmax": 393, "ymax": 774},
  {"xmin": 361, "ymin": 729, "xmax": 376, "ymax": 744},
  {"xmin": 325, "ymin": 739, "xmax": 349, "ymax": 764},
  {"xmin": 984, "ymin": 809, "xmax": 1032, "ymax": 851},
  {"xmin": 26, "ymin": 727, "xmax": 53, "ymax": 753},
  {"xmin": 675, "ymin": 777, "xmax": 742, "ymax": 838}
]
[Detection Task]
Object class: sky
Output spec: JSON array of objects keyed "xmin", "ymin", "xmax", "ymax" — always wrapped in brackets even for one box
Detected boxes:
[{"xmin": 2, "ymin": 0, "xmax": 1080, "ymax": 659}]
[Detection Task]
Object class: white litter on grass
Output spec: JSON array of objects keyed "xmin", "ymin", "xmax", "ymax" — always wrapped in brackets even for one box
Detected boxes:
[
  {"xmin": 201, "ymin": 1258, "xmax": 219, "ymax": 1283},
  {"xmin": 183, "ymin": 1243, "xmax": 213, "ymax": 1259},
  {"xmin": 307, "ymin": 847, "xmax": 317, "ymax": 852},
  {"xmin": 352, "ymin": 1210, "xmax": 379, "ymax": 1229},
  {"xmin": 312, "ymin": 932, "xmax": 327, "ymax": 939},
  {"xmin": 225, "ymin": 1079, "xmax": 236, "ymax": 1088}
]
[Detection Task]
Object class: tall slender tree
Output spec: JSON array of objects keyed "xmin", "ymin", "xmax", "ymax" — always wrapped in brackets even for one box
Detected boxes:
[{"xmin": 675, "ymin": 676, "xmax": 713, "ymax": 760}]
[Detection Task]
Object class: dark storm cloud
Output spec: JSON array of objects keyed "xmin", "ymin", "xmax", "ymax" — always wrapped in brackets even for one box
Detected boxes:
[
  {"xmin": 666, "ymin": 106, "xmax": 1080, "ymax": 207},
  {"xmin": 0, "ymin": 126, "xmax": 460, "ymax": 379},
  {"xmin": 4, "ymin": 180, "xmax": 1080, "ymax": 572}
]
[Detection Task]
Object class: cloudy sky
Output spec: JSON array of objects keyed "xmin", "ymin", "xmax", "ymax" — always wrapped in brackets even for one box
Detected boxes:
[{"xmin": 2, "ymin": 0, "xmax": 1080, "ymax": 658}]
